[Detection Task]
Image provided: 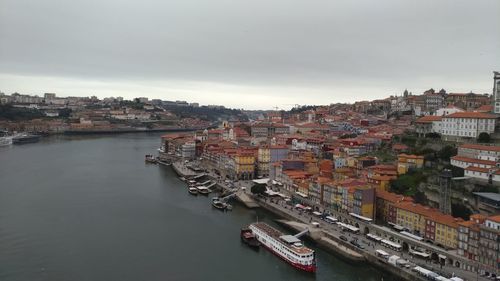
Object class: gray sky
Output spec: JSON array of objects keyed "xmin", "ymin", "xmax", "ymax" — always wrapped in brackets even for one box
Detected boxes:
[{"xmin": 1, "ymin": 0, "xmax": 499, "ymax": 110}]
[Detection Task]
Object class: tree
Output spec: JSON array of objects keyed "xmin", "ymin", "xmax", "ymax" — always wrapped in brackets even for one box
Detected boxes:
[
  {"xmin": 251, "ymin": 183, "xmax": 267, "ymax": 195},
  {"xmin": 477, "ymin": 132, "xmax": 490, "ymax": 143},
  {"xmin": 437, "ymin": 145, "xmax": 457, "ymax": 162},
  {"xmin": 339, "ymin": 133, "xmax": 357, "ymax": 139},
  {"xmin": 425, "ymin": 132, "xmax": 441, "ymax": 139},
  {"xmin": 451, "ymin": 203, "xmax": 472, "ymax": 221},
  {"xmin": 413, "ymin": 191, "xmax": 428, "ymax": 204},
  {"xmin": 390, "ymin": 170, "xmax": 427, "ymax": 196}
]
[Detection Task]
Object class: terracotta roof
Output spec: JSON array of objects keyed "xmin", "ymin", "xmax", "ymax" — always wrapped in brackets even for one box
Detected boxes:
[
  {"xmin": 475, "ymin": 105, "xmax": 494, "ymax": 112},
  {"xmin": 451, "ymin": 156, "xmax": 496, "ymax": 166},
  {"xmin": 416, "ymin": 116, "xmax": 442, "ymax": 123},
  {"xmin": 459, "ymin": 143, "xmax": 500, "ymax": 153},
  {"xmin": 444, "ymin": 112, "xmax": 497, "ymax": 119},
  {"xmin": 465, "ymin": 166, "xmax": 490, "ymax": 173},
  {"xmin": 376, "ymin": 190, "xmax": 409, "ymax": 203},
  {"xmin": 487, "ymin": 215, "xmax": 500, "ymax": 223}
]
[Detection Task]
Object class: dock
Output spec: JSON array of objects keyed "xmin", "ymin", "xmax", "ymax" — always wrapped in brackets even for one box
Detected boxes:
[{"xmin": 235, "ymin": 191, "xmax": 259, "ymax": 208}]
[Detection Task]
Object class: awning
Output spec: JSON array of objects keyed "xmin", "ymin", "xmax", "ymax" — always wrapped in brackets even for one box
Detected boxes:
[
  {"xmin": 295, "ymin": 191, "xmax": 308, "ymax": 198},
  {"xmin": 252, "ymin": 178, "xmax": 269, "ymax": 185}
]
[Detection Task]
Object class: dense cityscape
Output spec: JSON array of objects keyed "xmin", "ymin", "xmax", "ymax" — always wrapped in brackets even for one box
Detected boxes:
[{"xmin": 2, "ymin": 72, "xmax": 499, "ymax": 280}]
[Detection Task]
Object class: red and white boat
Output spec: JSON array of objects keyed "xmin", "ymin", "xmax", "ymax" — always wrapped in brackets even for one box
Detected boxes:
[{"xmin": 249, "ymin": 222, "xmax": 316, "ymax": 273}]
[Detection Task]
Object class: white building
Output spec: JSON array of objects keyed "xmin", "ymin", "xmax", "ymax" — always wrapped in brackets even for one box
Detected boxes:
[
  {"xmin": 440, "ymin": 112, "xmax": 497, "ymax": 140},
  {"xmin": 181, "ymin": 141, "xmax": 196, "ymax": 159},
  {"xmin": 493, "ymin": 71, "xmax": 500, "ymax": 114},
  {"xmin": 435, "ymin": 105, "xmax": 463, "ymax": 117}
]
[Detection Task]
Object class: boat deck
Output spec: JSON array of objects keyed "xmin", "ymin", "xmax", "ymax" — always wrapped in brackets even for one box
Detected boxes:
[{"xmin": 252, "ymin": 223, "xmax": 313, "ymax": 255}]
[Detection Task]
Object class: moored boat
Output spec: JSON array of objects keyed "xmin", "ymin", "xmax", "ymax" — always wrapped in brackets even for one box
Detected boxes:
[
  {"xmin": 249, "ymin": 222, "xmax": 316, "ymax": 273},
  {"xmin": 197, "ymin": 186, "xmax": 211, "ymax": 195},
  {"xmin": 188, "ymin": 187, "xmax": 198, "ymax": 195},
  {"xmin": 145, "ymin": 154, "xmax": 157, "ymax": 164},
  {"xmin": 0, "ymin": 131, "xmax": 12, "ymax": 146},
  {"xmin": 241, "ymin": 227, "xmax": 260, "ymax": 249},
  {"xmin": 0, "ymin": 136, "xmax": 12, "ymax": 146},
  {"xmin": 12, "ymin": 134, "xmax": 40, "ymax": 144},
  {"xmin": 212, "ymin": 200, "xmax": 227, "ymax": 210}
]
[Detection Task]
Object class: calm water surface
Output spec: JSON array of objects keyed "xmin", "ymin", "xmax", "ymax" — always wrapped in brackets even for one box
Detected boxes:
[{"xmin": 0, "ymin": 134, "xmax": 395, "ymax": 281}]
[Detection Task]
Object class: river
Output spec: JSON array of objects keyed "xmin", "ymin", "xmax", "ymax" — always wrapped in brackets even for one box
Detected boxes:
[{"xmin": 0, "ymin": 133, "xmax": 396, "ymax": 281}]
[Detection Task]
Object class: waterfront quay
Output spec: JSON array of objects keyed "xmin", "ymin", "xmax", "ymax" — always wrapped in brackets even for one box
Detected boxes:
[{"xmin": 165, "ymin": 159, "xmax": 487, "ymax": 281}]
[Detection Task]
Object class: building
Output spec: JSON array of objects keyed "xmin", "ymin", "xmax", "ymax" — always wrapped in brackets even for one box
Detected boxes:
[
  {"xmin": 415, "ymin": 116, "xmax": 442, "ymax": 136},
  {"xmin": 234, "ymin": 149, "xmax": 256, "ymax": 180},
  {"xmin": 397, "ymin": 154, "xmax": 424, "ymax": 175},
  {"xmin": 435, "ymin": 105, "xmax": 464, "ymax": 117},
  {"xmin": 457, "ymin": 144, "xmax": 500, "ymax": 159},
  {"xmin": 250, "ymin": 123, "xmax": 289, "ymax": 138},
  {"xmin": 494, "ymin": 71, "xmax": 500, "ymax": 114},
  {"xmin": 257, "ymin": 146, "xmax": 271, "ymax": 177},
  {"xmin": 440, "ymin": 112, "xmax": 497, "ymax": 140},
  {"xmin": 458, "ymin": 215, "xmax": 485, "ymax": 265},
  {"xmin": 446, "ymin": 93, "xmax": 492, "ymax": 111},
  {"xmin": 479, "ymin": 215, "xmax": 500, "ymax": 274}
]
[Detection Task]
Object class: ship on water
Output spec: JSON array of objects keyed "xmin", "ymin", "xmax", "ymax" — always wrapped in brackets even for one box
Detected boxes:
[
  {"xmin": 12, "ymin": 134, "xmax": 40, "ymax": 144},
  {"xmin": 248, "ymin": 222, "xmax": 316, "ymax": 273}
]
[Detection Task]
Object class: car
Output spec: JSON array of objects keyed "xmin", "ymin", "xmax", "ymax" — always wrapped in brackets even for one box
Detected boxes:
[
  {"xmin": 311, "ymin": 222, "xmax": 320, "ymax": 228},
  {"xmin": 339, "ymin": 235, "xmax": 348, "ymax": 241}
]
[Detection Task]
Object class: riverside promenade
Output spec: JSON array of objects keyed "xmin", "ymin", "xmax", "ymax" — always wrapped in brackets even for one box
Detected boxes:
[
  {"xmin": 162, "ymin": 160, "xmax": 483, "ymax": 281},
  {"xmin": 253, "ymin": 195, "xmax": 483, "ymax": 281}
]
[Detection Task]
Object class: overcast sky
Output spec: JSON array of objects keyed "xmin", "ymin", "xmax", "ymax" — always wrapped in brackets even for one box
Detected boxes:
[{"xmin": 1, "ymin": 0, "xmax": 499, "ymax": 109}]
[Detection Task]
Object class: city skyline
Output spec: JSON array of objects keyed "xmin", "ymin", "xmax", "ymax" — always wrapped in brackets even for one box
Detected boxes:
[{"xmin": 1, "ymin": 0, "xmax": 500, "ymax": 110}]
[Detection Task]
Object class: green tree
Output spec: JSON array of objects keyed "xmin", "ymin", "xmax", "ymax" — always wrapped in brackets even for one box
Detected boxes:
[
  {"xmin": 251, "ymin": 183, "xmax": 267, "ymax": 195},
  {"xmin": 390, "ymin": 170, "xmax": 427, "ymax": 196},
  {"xmin": 477, "ymin": 132, "xmax": 491, "ymax": 143},
  {"xmin": 425, "ymin": 132, "xmax": 441, "ymax": 139},
  {"xmin": 451, "ymin": 203, "xmax": 472, "ymax": 221},
  {"xmin": 437, "ymin": 145, "xmax": 457, "ymax": 162},
  {"xmin": 413, "ymin": 191, "xmax": 428, "ymax": 204}
]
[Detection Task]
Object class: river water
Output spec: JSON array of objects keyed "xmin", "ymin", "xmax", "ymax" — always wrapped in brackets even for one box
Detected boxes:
[{"xmin": 0, "ymin": 133, "xmax": 395, "ymax": 281}]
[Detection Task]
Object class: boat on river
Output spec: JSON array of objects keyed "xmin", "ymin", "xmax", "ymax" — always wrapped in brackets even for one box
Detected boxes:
[
  {"xmin": 145, "ymin": 154, "xmax": 157, "ymax": 164},
  {"xmin": 188, "ymin": 187, "xmax": 198, "ymax": 195},
  {"xmin": 12, "ymin": 134, "xmax": 40, "ymax": 144},
  {"xmin": 241, "ymin": 227, "xmax": 260, "ymax": 249},
  {"xmin": 249, "ymin": 222, "xmax": 316, "ymax": 273},
  {"xmin": 197, "ymin": 186, "xmax": 211, "ymax": 195},
  {"xmin": 212, "ymin": 200, "xmax": 227, "ymax": 210}
]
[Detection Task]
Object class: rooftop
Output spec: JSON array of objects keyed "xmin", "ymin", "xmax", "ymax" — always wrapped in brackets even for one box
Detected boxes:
[
  {"xmin": 473, "ymin": 192, "xmax": 500, "ymax": 202},
  {"xmin": 459, "ymin": 143, "xmax": 500, "ymax": 153},
  {"xmin": 444, "ymin": 112, "xmax": 497, "ymax": 119}
]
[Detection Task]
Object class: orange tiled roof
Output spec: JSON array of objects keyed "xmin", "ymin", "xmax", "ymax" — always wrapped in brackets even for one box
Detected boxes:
[
  {"xmin": 459, "ymin": 143, "xmax": 500, "ymax": 153},
  {"xmin": 451, "ymin": 156, "xmax": 496, "ymax": 166},
  {"xmin": 475, "ymin": 105, "xmax": 494, "ymax": 112},
  {"xmin": 464, "ymin": 166, "xmax": 490, "ymax": 173},
  {"xmin": 416, "ymin": 116, "xmax": 443, "ymax": 123},
  {"xmin": 487, "ymin": 215, "xmax": 500, "ymax": 223},
  {"xmin": 445, "ymin": 112, "xmax": 497, "ymax": 119},
  {"xmin": 376, "ymin": 190, "xmax": 409, "ymax": 203}
]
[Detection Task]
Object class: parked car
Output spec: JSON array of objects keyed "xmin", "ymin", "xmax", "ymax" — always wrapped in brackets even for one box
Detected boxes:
[{"xmin": 339, "ymin": 235, "xmax": 348, "ymax": 241}]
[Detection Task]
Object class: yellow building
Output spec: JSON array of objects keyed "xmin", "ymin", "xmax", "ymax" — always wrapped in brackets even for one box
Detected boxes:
[
  {"xmin": 397, "ymin": 154, "xmax": 424, "ymax": 175},
  {"xmin": 392, "ymin": 200, "xmax": 461, "ymax": 249},
  {"xmin": 257, "ymin": 146, "xmax": 270, "ymax": 177},
  {"xmin": 234, "ymin": 150, "xmax": 255, "ymax": 180}
]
